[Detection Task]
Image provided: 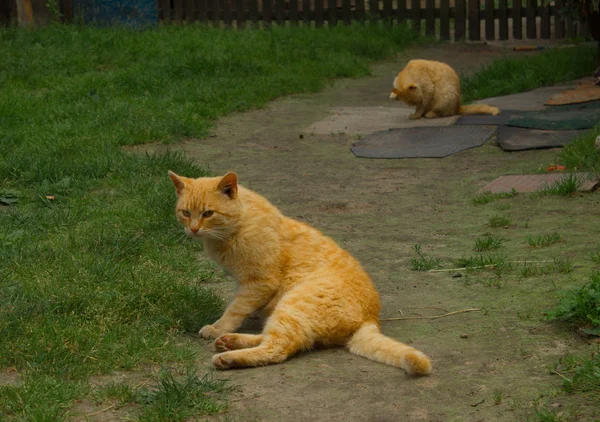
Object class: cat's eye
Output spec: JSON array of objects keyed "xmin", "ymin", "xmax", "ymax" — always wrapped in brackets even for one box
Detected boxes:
[
  {"xmin": 202, "ymin": 210, "xmax": 214, "ymax": 218},
  {"xmin": 181, "ymin": 210, "xmax": 191, "ymax": 218}
]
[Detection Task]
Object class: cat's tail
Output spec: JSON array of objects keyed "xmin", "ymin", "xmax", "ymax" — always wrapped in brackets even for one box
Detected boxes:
[
  {"xmin": 347, "ymin": 322, "xmax": 432, "ymax": 376},
  {"xmin": 459, "ymin": 104, "xmax": 500, "ymax": 116}
]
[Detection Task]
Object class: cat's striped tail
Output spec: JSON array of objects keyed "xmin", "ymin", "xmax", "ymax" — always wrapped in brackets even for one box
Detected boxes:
[{"xmin": 347, "ymin": 322, "xmax": 432, "ymax": 376}]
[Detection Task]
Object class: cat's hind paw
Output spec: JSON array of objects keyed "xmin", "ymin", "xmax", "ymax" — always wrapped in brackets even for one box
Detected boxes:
[
  {"xmin": 214, "ymin": 335, "xmax": 236, "ymax": 352},
  {"xmin": 213, "ymin": 352, "xmax": 236, "ymax": 370}
]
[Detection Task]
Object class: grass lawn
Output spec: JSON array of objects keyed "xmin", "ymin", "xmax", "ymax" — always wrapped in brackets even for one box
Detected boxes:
[
  {"xmin": 460, "ymin": 43, "xmax": 597, "ymax": 104},
  {"xmin": 0, "ymin": 23, "xmax": 420, "ymax": 420}
]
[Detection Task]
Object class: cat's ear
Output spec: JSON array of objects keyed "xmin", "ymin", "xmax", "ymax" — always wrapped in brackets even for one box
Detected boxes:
[
  {"xmin": 408, "ymin": 84, "xmax": 417, "ymax": 91},
  {"xmin": 217, "ymin": 172, "xmax": 238, "ymax": 199},
  {"xmin": 168, "ymin": 171, "xmax": 187, "ymax": 196}
]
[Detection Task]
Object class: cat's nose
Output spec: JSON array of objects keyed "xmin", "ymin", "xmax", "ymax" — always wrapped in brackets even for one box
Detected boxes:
[{"xmin": 190, "ymin": 227, "xmax": 199, "ymax": 233}]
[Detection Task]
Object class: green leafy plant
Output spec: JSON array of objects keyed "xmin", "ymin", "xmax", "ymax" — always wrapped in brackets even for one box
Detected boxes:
[
  {"xmin": 409, "ymin": 244, "xmax": 441, "ymax": 271},
  {"xmin": 547, "ymin": 271, "xmax": 600, "ymax": 336}
]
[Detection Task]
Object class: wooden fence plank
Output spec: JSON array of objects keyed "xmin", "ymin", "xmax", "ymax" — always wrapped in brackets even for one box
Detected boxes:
[
  {"xmin": 455, "ymin": 0, "xmax": 466, "ymax": 40},
  {"xmin": 289, "ymin": 0, "xmax": 298, "ymax": 24},
  {"xmin": 185, "ymin": 0, "xmax": 195, "ymax": 22},
  {"xmin": 356, "ymin": 0, "xmax": 366, "ymax": 21},
  {"xmin": 211, "ymin": 0, "xmax": 220, "ymax": 25},
  {"xmin": 565, "ymin": 17, "xmax": 576, "ymax": 38},
  {"xmin": 328, "ymin": 0, "xmax": 337, "ymax": 25},
  {"xmin": 485, "ymin": 0, "xmax": 494, "ymax": 40},
  {"xmin": 159, "ymin": 0, "xmax": 171, "ymax": 22},
  {"xmin": 236, "ymin": 0, "xmax": 245, "ymax": 26},
  {"xmin": 468, "ymin": 0, "xmax": 480, "ymax": 40},
  {"xmin": 263, "ymin": 0, "xmax": 273, "ymax": 26},
  {"xmin": 578, "ymin": 20, "xmax": 588, "ymax": 37},
  {"xmin": 197, "ymin": 0, "xmax": 207, "ymax": 22},
  {"xmin": 174, "ymin": 0, "xmax": 183, "ymax": 22},
  {"xmin": 540, "ymin": 2, "xmax": 550, "ymax": 38},
  {"xmin": 440, "ymin": 0, "xmax": 450, "ymax": 40},
  {"xmin": 513, "ymin": 0, "xmax": 522, "ymax": 39},
  {"xmin": 383, "ymin": 0, "xmax": 393, "ymax": 22},
  {"xmin": 411, "ymin": 0, "xmax": 420, "ymax": 34},
  {"xmin": 303, "ymin": 0, "xmax": 311, "ymax": 25},
  {"xmin": 342, "ymin": 0, "xmax": 351, "ymax": 24},
  {"xmin": 59, "ymin": 0, "xmax": 73, "ymax": 22},
  {"xmin": 425, "ymin": 0, "xmax": 435, "ymax": 36},
  {"xmin": 276, "ymin": 0, "xmax": 285, "ymax": 24},
  {"xmin": 223, "ymin": 0, "xmax": 233, "ymax": 26},
  {"xmin": 554, "ymin": 0, "xmax": 565, "ymax": 39},
  {"xmin": 526, "ymin": 0, "xmax": 536, "ymax": 39},
  {"xmin": 498, "ymin": 0, "xmax": 508, "ymax": 39},
  {"xmin": 315, "ymin": 0, "xmax": 324, "ymax": 26},
  {"xmin": 370, "ymin": 0, "xmax": 379, "ymax": 19}
]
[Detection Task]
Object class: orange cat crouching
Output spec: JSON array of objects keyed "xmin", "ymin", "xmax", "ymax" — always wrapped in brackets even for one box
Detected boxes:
[
  {"xmin": 389, "ymin": 59, "xmax": 500, "ymax": 119},
  {"xmin": 168, "ymin": 171, "xmax": 432, "ymax": 376}
]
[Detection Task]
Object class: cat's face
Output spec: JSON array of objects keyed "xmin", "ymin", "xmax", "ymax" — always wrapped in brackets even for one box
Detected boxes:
[
  {"xmin": 168, "ymin": 171, "xmax": 241, "ymax": 241},
  {"xmin": 390, "ymin": 75, "xmax": 422, "ymax": 106}
]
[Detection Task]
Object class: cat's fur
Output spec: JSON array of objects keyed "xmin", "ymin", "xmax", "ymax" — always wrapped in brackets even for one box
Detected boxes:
[
  {"xmin": 389, "ymin": 59, "xmax": 500, "ymax": 119},
  {"xmin": 168, "ymin": 171, "xmax": 432, "ymax": 375}
]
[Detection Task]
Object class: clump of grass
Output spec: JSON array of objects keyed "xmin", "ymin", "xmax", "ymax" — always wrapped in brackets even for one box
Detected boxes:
[
  {"xmin": 138, "ymin": 369, "xmax": 227, "ymax": 421},
  {"xmin": 488, "ymin": 215, "xmax": 511, "ymax": 228},
  {"xmin": 533, "ymin": 407, "xmax": 571, "ymax": 422},
  {"xmin": 546, "ymin": 271, "xmax": 600, "ymax": 336},
  {"xmin": 493, "ymin": 389, "xmax": 504, "ymax": 405},
  {"xmin": 519, "ymin": 258, "xmax": 573, "ymax": 278},
  {"xmin": 409, "ymin": 244, "xmax": 441, "ymax": 271},
  {"xmin": 461, "ymin": 44, "xmax": 597, "ymax": 103},
  {"xmin": 540, "ymin": 173, "xmax": 585, "ymax": 196},
  {"xmin": 552, "ymin": 352, "xmax": 600, "ymax": 394},
  {"xmin": 473, "ymin": 233, "xmax": 505, "ymax": 251},
  {"xmin": 527, "ymin": 232, "xmax": 563, "ymax": 248},
  {"xmin": 589, "ymin": 246, "xmax": 600, "ymax": 265},
  {"xmin": 472, "ymin": 189, "xmax": 517, "ymax": 206},
  {"xmin": 559, "ymin": 124, "xmax": 600, "ymax": 175}
]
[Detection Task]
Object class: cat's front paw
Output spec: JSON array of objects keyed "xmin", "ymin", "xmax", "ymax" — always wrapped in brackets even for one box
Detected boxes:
[
  {"xmin": 199, "ymin": 324, "xmax": 224, "ymax": 340},
  {"xmin": 408, "ymin": 113, "xmax": 422, "ymax": 120}
]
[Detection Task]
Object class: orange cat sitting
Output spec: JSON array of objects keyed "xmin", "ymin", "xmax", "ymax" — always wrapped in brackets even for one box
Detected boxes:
[
  {"xmin": 389, "ymin": 59, "xmax": 500, "ymax": 119},
  {"xmin": 168, "ymin": 171, "xmax": 432, "ymax": 375}
]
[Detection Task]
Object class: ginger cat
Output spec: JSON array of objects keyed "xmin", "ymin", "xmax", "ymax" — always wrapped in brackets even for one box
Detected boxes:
[
  {"xmin": 168, "ymin": 171, "xmax": 432, "ymax": 375},
  {"xmin": 389, "ymin": 59, "xmax": 500, "ymax": 119}
]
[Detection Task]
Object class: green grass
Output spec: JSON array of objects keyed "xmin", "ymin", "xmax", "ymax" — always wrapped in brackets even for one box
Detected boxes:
[
  {"xmin": 473, "ymin": 233, "xmax": 505, "ymax": 251},
  {"xmin": 0, "ymin": 23, "xmax": 420, "ymax": 419},
  {"xmin": 472, "ymin": 189, "xmax": 517, "ymax": 206},
  {"xmin": 547, "ymin": 271, "xmax": 600, "ymax": 336},
  {"xmin": 409, "ymin": 244, "xmax": 441, "ymax": 271},
  {"xmin": 460, "ymin": 44, "xmax": 597, "ymax": 104},
  {"xmin": 553, "ymin": 352, "xmax": 600, "ymax": 394},
  {"xmin": 540, "ymin": 173, "xmax": 586, "ymax": 196},
  {"xmin": 527, "ymin": 232, "xmax": 564, "ymax": 248},
  {"xmin": 488, "ymin": 215, "xmax": 511, "ymax": 228},
  {"xmin": 558, "ymin": 125, "xmax": 600, "ymax": 176},
  {"xmin": 454, "ymin": 254, "xmax": 509, "ymax": 271}
]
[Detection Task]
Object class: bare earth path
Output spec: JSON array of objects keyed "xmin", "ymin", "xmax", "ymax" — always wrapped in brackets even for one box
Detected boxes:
[{"xmin": 139, "ymin": 44, "xmax": 600, "ymax": 421}]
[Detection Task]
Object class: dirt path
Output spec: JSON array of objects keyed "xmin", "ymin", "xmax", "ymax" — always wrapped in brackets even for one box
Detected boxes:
[{"xmin": 139, "ymin": 44, "xmax": 599, "ymax": 421}]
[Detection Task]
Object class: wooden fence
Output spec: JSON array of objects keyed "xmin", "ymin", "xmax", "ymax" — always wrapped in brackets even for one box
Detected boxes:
[
  {"xmin": 160, "ymin": 0, "xmax": 589, "ymax": 41},
  {"xmin": 1, "ymin": 0, "xmax": 589, "ymax": 41}
]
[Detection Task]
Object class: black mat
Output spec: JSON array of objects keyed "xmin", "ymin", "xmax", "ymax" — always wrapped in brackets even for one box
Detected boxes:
[
  {"xmin": 507, "ymin": 108, "xmax": 600, "ymax": 130},
  {"xmin": 351, "ymin": 126, "xmax": 497, "ymax": 159},
  {"xmin": 495, "ymin": 126, "xmax": 586, "ymax": 151},
  {"xmin": 455, "ymin": 109, "xmax": 520, "ymax": 126}
]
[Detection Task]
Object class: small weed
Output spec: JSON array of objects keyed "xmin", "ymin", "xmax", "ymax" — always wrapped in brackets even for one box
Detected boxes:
[
  {"xmin": 546, "ymin": 271, "xmax": 600, "ymax": 336},
  {"xmin": 494, "ymin": 203, "xmax": 511, "ymax": 211},
  {"xmin": 519, "ymin": 258, "xmax": 573, "ymax": 278},
  {"xmin": 533, "ymin": 407, "xmax": 570, "ymax": 422},
  {"xmin": 589, "ymin": 246, "xmax": 600, "ymax": 265},
  {"xmin": 493, "ymin": 389, "xmax": 504, "ymax": 405},
  {"xmin": 541, "ymin": 173, "xmax": 584, "ymax": 196},
  {"xmin": 138, "ymin": 369, "xmax": 227, "ymax": 421},
  {"xmin": 472, "ymin": 189, "xmax": 517, "ymax": 206},
  {"xmin": 488, "ymin": 215, "xmax": 511, "ymax": 228},
  {"xmin": 473, "ymin": 234, "xmax": 505, "ymax": 251},
  {"xmin": 527, "ymin": 232, "xmax": 563, "ymax": 248},
  {"xmin": 409, "ymin": 244, "xmax": 441, "ymax": 271},
  {"xmin": 552, "ymin": 351, "xmax": 600, "ymax": 394},
  {"xmin": 553, "ymin": 257, "xmax": 574, "ymax": 274}
]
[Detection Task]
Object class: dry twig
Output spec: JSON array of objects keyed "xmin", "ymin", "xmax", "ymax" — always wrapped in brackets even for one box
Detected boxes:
[{"xmin": 381, "ymin": 308, "xmax": 481, "ymax": 322}]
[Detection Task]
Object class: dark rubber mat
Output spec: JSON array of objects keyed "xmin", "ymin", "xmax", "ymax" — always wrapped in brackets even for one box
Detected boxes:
[
  {"xmin": 507, "ymin": 108, "xmax": 600, "ymax": 130},
  {"xmin": 455, "ymin": 110, "xmax": 520, "ymax": 126},
  {"xmin": 495, "ymin": 126, "xmax": 585, "ymax": 151},
  {"xmin": 351, "ymin": 126, "xmax": 497, "ymax": 159}
]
